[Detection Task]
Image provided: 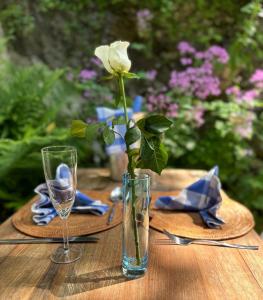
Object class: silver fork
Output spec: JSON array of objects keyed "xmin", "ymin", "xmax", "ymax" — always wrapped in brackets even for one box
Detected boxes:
[{"xmin": 154, "ymin": 229, "xmax": 259, "ymax": 250}]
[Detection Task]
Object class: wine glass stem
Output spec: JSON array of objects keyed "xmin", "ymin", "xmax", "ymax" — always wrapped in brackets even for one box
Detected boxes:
[{"xmin": 62, "ymin": 218, "xmax": 69, "ymax": 253}]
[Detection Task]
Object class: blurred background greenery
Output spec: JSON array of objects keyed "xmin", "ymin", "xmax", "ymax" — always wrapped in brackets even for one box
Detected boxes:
[{"xmin": 0, "ymin": 0, "xmax": 262, "ymax": 232}]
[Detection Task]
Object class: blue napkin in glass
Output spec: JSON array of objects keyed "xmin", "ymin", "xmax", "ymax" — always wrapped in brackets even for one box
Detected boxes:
[
  {"xmin": 96, "ymin": 96, "xmax": 143, "ymax": 155},
  {"xmin": 154, "ymin": 166, "xmax": 225, "ymax": 228},
  {"xmin": 96, "ymin": 107, "xmax": 133, "ymax": 155},
  {"xmin": 32, "ymin": 164, "xmax": 109, "ymax": 226}
]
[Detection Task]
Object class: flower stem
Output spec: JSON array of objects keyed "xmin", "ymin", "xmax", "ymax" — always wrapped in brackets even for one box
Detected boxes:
[{"xmin": 119, "ymin": 74, "xmax": 141, "ymax": 265}]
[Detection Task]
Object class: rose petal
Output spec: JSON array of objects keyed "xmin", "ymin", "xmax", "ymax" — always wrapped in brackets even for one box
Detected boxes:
[
  {"xmin": 109, "ymin": 41, "xmax": 131, "ymax": 72},
  {"xmin": 94, "ymin": 45, "xmax": 114, "ymax": 74}
]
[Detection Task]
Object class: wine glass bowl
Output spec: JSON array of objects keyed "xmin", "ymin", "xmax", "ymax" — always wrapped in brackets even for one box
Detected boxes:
[{"xmin": 41, "ymin": 146, "xmax": 82, "ymax": 263}]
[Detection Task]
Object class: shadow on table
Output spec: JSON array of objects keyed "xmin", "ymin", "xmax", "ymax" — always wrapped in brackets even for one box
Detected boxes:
[
  {"xmin": 0, "ymin": 251, "xmax": 204, "ymax": 299},
  {"xmin": 152, "ymin": 209, "xmax": 207, "ymax": 229},
  {"xmin": 1, "ymin": 256, "xmax": 127, "ymax": 298},
  {"xmin": 0, "ymin": 255, "xmax": 45, "ymax": 289},
  {"xmin": 49, "ymin": 265, "xmax": 131, "ymax": 298}
]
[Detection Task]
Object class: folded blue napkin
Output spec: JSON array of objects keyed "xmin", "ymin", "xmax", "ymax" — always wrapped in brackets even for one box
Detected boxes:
[
  {"xmin": 32, "ymin": 164, "xmax": 109, "ymax": 225},
  {"xmin": 154, "ymin": 166, "xmax": 225, "ymax": 228}
]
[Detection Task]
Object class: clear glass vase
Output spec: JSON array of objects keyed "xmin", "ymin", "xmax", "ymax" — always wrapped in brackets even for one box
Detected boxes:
[{"xmin": 122, "ymin": 173, "xmax": 151, "ymax": 278}]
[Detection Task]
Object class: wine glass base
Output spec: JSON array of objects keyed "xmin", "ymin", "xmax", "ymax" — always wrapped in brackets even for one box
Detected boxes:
[{"xmin": 51, "ymin": 245, "xmax": 82, "ymax": 264}]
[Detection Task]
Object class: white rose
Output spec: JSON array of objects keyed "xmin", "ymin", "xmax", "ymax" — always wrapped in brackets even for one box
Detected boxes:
[{"xmin": 94, "ymin": 41, "xmax": 131, "ymax": 74}]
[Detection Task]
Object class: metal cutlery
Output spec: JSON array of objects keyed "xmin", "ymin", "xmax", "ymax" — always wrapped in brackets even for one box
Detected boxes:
[
  {"xmin": 154, "ymin": 229, "xmax": 258, "ymax": 250},
  {"xmin": 107, "ymin": 187, "xmax": 122, "ymax": 225},
  {"xmin": 0, "ymin": 236, "xmax": 99, "ymax": 245}
]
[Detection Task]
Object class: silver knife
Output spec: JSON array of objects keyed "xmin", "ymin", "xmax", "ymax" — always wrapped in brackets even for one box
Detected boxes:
[{"xmin": 0, "ymin": 236, "xmax": 99, "ymax": 244}]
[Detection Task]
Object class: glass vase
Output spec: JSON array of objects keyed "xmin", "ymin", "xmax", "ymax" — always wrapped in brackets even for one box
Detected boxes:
[{"xmin": 122, "ymin": 173, "xmax": 151, "ymax": 278}]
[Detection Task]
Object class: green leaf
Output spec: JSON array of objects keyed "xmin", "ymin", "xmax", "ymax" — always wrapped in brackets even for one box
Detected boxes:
[
  {"xmin": 85, "ymin": 123, "xmax": 101, "ymax": 139},
  {"xmin": 71, "ymin": 120, "xmax": 87, "ymax": 138},
  {"xmin": 137, "ymin": 136, "xmax": 168, "ymax": 175},
  {"xmin": 144, "ymin": 115, "xmax": 173, "ymax": 134},
  {"xmin": 123, "ymin": 72, "xmax": 140, "ymax": 79},
  {"xmin": 71, "ymin": 120, "xmax": 102, "ymax": 139},
  {"xmin": 103, "ymin": 126, "xmax": 115, "ymax": 145},
  {"xmin": 127, "ymin": 148, "xmax": 140, "ymax": 157},
  {"xmin": 130, "ymin": 42, "xmax": 146, "ymax": 51},
  {"xmin": 101, "ymin": 75, "xmax": 114, "ymax": 81},
  {"xmin": 125, "ymin": 126, "xmax": 141, "ymax": 146},
  {"xmin": 112, "ymin": 116, "xmax": 126, "ymax": 126},
  {"xmin": 137, "ymin": 118, "xmax": 155, "ymax": 138}
]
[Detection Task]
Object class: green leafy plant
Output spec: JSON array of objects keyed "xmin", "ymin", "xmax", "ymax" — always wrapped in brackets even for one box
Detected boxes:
[{"xmin": 0, "ymin": 56, "xmax": 92, "ymax": 217}]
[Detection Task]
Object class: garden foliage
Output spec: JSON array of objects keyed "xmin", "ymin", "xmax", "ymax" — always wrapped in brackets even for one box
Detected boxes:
[
  {"xmin": 0, "ymin": 52, "xmax": 91, "ymax": 218},
  {"xmin": 0, "ymin": 0, "xmax": 262, "ymax": 230}
]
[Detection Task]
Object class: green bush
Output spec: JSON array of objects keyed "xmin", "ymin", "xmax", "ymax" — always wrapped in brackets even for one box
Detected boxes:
[
  {"xmin": 0, "ymin": 57, "xmax": 92, "ymax": 219},
  {"xmin": 0, "ymin": 0, "xmax": 262, "ymax": 231}
]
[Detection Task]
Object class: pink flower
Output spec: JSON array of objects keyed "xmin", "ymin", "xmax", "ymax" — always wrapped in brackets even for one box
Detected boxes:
[
  {"xmin": 79, "ymin": 69, "xmax": 97, "ymax": 80},
  {"xmin": 180, "ymin": 58, "xmax": 192, "ymax": 65},
  {"xmin": 136, "ymin": 9, "xmax": 153, "ymax": 32},
  {"xmin": 226, "ymin": 86, "xmax": 241, "ymax": 97},
  {"xmin": 137, "ymin": 9, "xmax": 153, "ymax": 19},
  {"xmin": 232, "ymin": 112, "xmax": 255, "ymax": 139},
  {"xmin": 195, "ymin": 51, "xmax": 205, "ymax": 60},
  {"xmin": 250, "ymin": 69, "xmax": 263, "ymax": 82},
  {"xmin": 202, "ymin": 62, "xmax": 213, "ymax": 74},
  {"xmin": 146, "ymin": 91, "xmax": 178, "ymax": 117},
  {"xmin": 146, "ymin": 69, "xmax": 157, "ymax": 81},
  {"xmin": 169, "ymin": 64, "xmax": 221, "ymax": 99},
  {"xmin": 242, "ymin": 90, "xmax": 258, "ymax": 103},
  {"xmin": 170, "ymin": 42, "xmax": 230, "ymax": 99},
  {"xmin": 228, "ymin": 87, "xmax": 258, "ymax": 105},
  {"xmin": 235, "ymin": 126, "xmax": 253, "ymax": 138},
  {"xmin": 192, "ymin": 106, "xmax": 205, "ymax": 127},
  {"xmin": 205, "ymin": 46, "xmax": 229, "ymax": 64},
  {"xmin": 177, "ymin": 41, "xmax": 196, "ymax": 54},
  {"xmin": 90, "ymin": 57, "xmax": 102, "ymax": 66},
  {"xmin": 250, "ymin": 69, "xmax": 263, "ymax": 88},
  {"xmin": 167, "ymin": 103, "xmax": 178, "ymax": 117}
]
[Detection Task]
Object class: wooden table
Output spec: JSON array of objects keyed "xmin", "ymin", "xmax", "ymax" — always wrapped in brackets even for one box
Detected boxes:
[{"xmin": 0, "ymin": 168, "xmax": 262, "ymax": 299}]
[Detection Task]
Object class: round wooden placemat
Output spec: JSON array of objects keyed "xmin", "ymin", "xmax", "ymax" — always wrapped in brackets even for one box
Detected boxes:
[
  {"xmin": 12, "ymin": 190, "xmax": 121, "ymax": 238},
  {"xmin": 150, "ymin": 190, "xmax": 255, "ymax": 240}
]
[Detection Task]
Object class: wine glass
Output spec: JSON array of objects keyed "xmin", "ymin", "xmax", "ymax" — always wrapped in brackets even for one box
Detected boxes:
[{"xmin": 41, "ymin": 145, "xmax": 82, "ymax": 263}]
